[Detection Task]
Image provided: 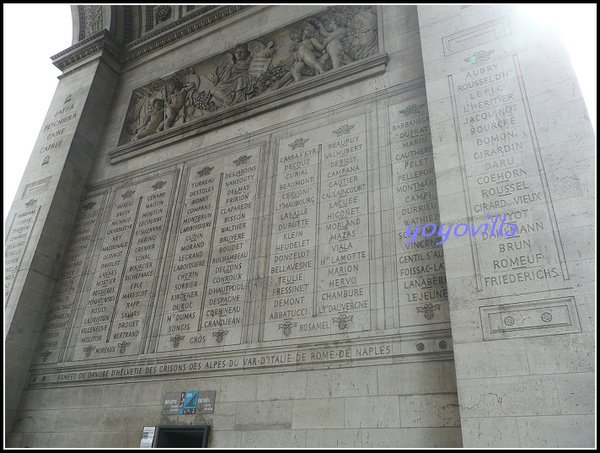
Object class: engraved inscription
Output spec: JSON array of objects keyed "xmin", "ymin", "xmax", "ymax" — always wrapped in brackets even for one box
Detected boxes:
[
  {"xmin": 264, "ymin": 114, "xmax": 371, "ymax": 340},
  {"xmin": 32, "ymin": 196, "xmax": 104, "ymax": 364},
  {"xmin": 389, "ymin": 97, "xmax": 449, "ymax": 327},
  {"xmin": 449, "ymin": 54, "xmax": 568, "ymax": 294},
  {"xmin": 5, "ymin": 205, "xmax": 41, "ymax": 298},
  {"xmin": 157, "ymin": 148, "xmax": 261, "ymax": 351},
  {"xmin": 72, "ymin": 174, "xmax": 176, "ymax": 360}
]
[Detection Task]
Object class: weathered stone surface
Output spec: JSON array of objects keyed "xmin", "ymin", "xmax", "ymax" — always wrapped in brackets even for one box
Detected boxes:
[
  {"xmin": 418, "ymin": 4, "xmax": 595, "ymax": 447},
  {"xmin": 5, "ymin": 4, "xmax": 594, "ymax": 448}
]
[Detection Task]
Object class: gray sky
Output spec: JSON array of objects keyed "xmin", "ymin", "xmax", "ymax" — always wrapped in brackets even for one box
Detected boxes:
[
  {"xmin": 3, "ymin": 4, "xmax": 597, "ymax": 224},
  {"xmin": 3, "ymin": 4, "xmax": 72, "ymax": 223}
]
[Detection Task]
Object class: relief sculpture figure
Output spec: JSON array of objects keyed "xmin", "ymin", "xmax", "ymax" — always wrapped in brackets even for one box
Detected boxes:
[
  {"xmin": 317, "ymin": 14, "xmax": 347, "ymax": 70},
  {"xmin": 134, "ymin": 98, "xmax": 164, "ymax": 140},
  {"xmin": 291, "ymin": 22, "xmax": 327, "ymax": 82},
  {"xmin": 163, "ymin": 77, "xmax": 197, "ymax": 129},
  {"xmin": 210, "ymin": 44, "xmax": 255, "ymax": 106},
  {"xmin": 120, "ymin": 6, "xmax": 379, "ymax": 145}
]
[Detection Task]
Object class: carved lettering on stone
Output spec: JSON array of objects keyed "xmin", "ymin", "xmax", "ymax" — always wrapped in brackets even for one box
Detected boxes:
[
  {"xmin": 71, "ymin": 172, "xmax": 177, "ymax": 361},
  {"xmin": 448, "ymin": 53, "xmax": 569, "ymax": 294},
  {"xmin": 156, "ymin": 148, "xmax": 261, "ymax": 352},
  {"xmin": 388, "ymin": 97, "xmax": 449, "ymax": 328},
  {"xmin": 32, "ymin": 195, "xmax": 105, "ymax": 365},
  {"xmin": 264, "ymin": 114, "xmax": 371, "ymax": 340},
  {"xmin": 5, "ymin": 205, "xmax": 41, "ymax": 299}
]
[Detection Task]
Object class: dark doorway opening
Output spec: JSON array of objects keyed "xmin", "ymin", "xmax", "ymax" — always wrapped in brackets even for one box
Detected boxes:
[{"xmin": 155, "ymin": 426, "xmax": 210, "ymax": 448}]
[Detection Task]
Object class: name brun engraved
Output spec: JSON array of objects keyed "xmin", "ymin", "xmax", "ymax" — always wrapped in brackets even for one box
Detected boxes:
[{"xmin": 449, "ymin": 57, "xmax": 568, "ymax": 293}]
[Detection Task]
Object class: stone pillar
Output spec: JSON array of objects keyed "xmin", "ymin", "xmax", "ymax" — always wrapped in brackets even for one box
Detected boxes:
[
  {"xmin": 4, "ymin": 31, "xmax": 121, "ymax": 433},
  {"xmin": 417, "ymin": 5, "xmax": 595, "ymax": 447}
]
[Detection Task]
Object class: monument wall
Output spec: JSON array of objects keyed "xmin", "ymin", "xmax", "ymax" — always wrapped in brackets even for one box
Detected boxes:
[
  {"xmin": 418, "ymin": 5, "xmax": 595, "ymax": 447},
  {"xmin": 7, "ymin": 6, "xmax": 462, "ymax": 448},
  {"xmin": 5, "ymin": 5, "xmax": 594, "ymax": 448}
]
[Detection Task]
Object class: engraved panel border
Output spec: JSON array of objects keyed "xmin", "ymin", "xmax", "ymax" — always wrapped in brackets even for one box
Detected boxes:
[
  {"xmin": 22, "ymin": 177, "xmax": 52, "ymax": 198},
  {"xmin": 442, "ymin": 16, "xmax": 511, "ymax": 56},
  {"xmin": 480, "ymin": 296, "xmax": 581, "ymax": 340}
]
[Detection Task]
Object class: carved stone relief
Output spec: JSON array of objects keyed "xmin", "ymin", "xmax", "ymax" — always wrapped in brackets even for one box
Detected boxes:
[
  {"xmin": 119, "ymin": 6, "xmax": 379, "ymax": 145},
  {"xmin": 79, "ymin": 5, "xmax": 103, "ymax": 40}
]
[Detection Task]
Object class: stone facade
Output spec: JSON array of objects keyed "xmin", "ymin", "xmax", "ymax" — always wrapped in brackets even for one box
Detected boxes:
[{"xmin": 4, "ymin": 5, "xmax": 595, "ymax": 448}]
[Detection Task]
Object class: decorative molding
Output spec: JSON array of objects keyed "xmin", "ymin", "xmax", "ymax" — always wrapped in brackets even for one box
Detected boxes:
[
  {"xmin": 332, "ymin": 313, "xmax": 353, "ymax": 331},
  {"xmin": 416, "ymin": 303, "xmax": 441, "ymax": 320},
  {"xmin": 196, "ymin": 166, "xmax": 213, "ymax": 177},
  {"xmin": 464, "ymin": 49, "xmax": 495, "ymax": 65},
  {"xmin": 124, "ymin": 5, "xmax": 248, "ymax": 62},
  {"xmin": 82, "ymin": 201, "xmax": 97, "ymax": 211},
  {"xmin": 399, "ymin": 103, "xmax": 426, "ymax": 117},
  {"xmin": 289, "ymin": 138, "xmax": 309, "ymax": 150},
  {"xmin": 331, "ymin": 124, "xmax": 355, "ymax": 136},
  {"xmin": 53, "ymin": 6, "xmax": 249, "ymax": 71},
  {"xmin": 212, "ymin": 329, "xmax": 229, "ymax": 343},
  {"xmin": 128, "ymin": 5, "xmax": 224, "ymax": 49},
  {"xmin": 170, "ymin": 335, "xmax": 185, "ymax": 348},
  {"xmin": 27, "ymin": 332, "xmax": 454, "ymax": 387},
  {"xmin": 233, "ymin": 155, "xmax": 252, "ymax": 166},
  {"xmin": 152, "ymin": 180, "xmax": 167, "ymax": 190},
  {"xmin": 52, "ymin": 29, "xmax": 124, "ymax": 71},
  {"xmin": 480, "ymin": 297, "xmax": 581, "ymax": 340},
  {"xmin": 154, "ymin": 5, "xmax": 172, "ymax": 24},
  {"xmin": 442, "ymin": 16, "xmax": 511, "ymax": 56},
  {"xmin": 121, "ymin": 189, "xmax": 135, "ymax": 199},
  {"xmin": 278, "ymin": 320, "xmax": 297, "ymax": 337},
  {"xmin": 22, "ymin": 177, "xmax": 52, "ymax": 198}
]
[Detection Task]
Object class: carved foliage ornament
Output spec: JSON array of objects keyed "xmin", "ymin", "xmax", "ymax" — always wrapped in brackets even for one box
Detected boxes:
[
  {"xmin": 80, "ymin": 5, "xmax": 103, "ymax": 40},
  {"xmin": 120, "ymin": 6, "xmax": 379, "ymax": 145},
  {"xmin": 155, "ymin": 5, "xmax": 172, "ymax": 24}
]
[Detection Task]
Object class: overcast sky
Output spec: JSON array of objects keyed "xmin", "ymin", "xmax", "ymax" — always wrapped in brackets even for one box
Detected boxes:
[
  {"xmin": 3, "ymin": 4, "xmax": 597, "ymax": 225},
  {"xmin": 4, "ymin": 4, "xmax": 72, "ymax": 223}
]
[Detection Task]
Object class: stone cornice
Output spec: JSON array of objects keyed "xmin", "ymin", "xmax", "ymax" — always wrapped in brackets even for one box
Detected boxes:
[
  {"xmin": 51, "ymin": 5, "xmax": 250, "ymax": 72},
  {"xmin": 52, "ymin": 29, "xmax": 123, "ymax": 71},
  {"xmin": 123, "ymin": 5, "xmax": 249, "ymax": 63}
]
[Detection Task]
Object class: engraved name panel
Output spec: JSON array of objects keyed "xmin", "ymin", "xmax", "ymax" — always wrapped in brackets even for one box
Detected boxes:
[
  {"xmin": 5, "ymin": 202, "xmax": 41, "ymax": 299},
  {"xmin": 389, "ymin": 98, "xmax": 449, "ymax": 327},
  {"xmin": 72, "ymin": 174, "xmax": 176, "ymax": 360},
  {"xmin": 157, "ymin": 148, "xmax": 261, "ymax": 351},
  {"xmin": 264, "ymin": 115, "xmax": 371, "ymax": 340},
  {"xmin": 449, "ymin": 54, "xmax": 569, "ymax": 294},
  {"xmin": 32, "ymin": 196, "xmax": 104, "ymax": 364}
]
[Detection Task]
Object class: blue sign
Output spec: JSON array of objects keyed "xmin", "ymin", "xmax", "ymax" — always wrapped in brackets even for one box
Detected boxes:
[{"xmin": 178, "ymin": 391, "xmax": 199, "ymax": 414}]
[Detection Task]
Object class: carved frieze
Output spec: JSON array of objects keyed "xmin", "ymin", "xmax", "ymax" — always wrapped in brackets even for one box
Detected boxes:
[{"xmin": 118, "ymin": 6, "xmax": 380, "ymax": 146}]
